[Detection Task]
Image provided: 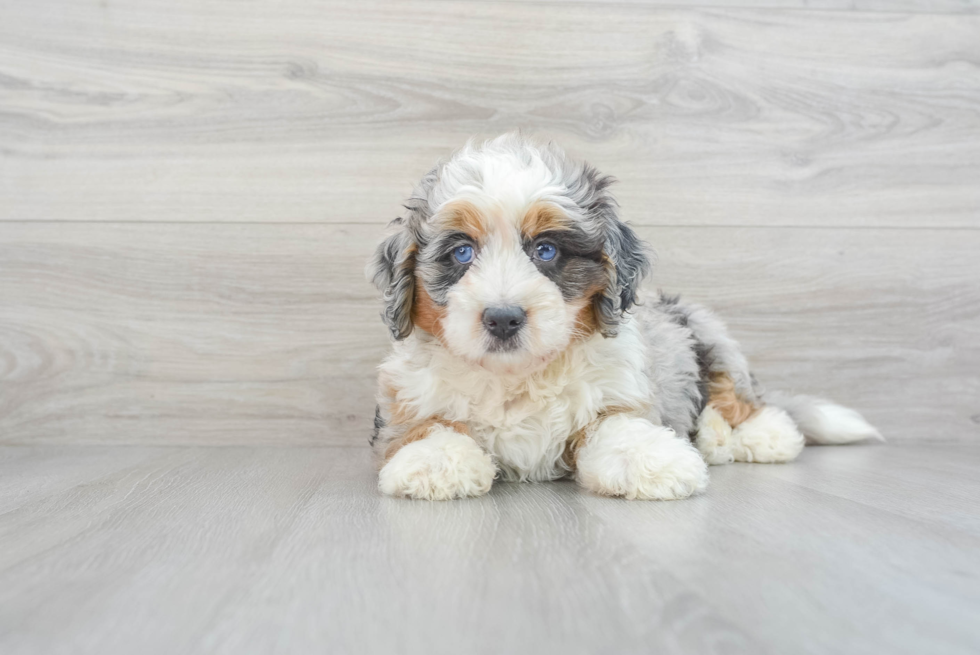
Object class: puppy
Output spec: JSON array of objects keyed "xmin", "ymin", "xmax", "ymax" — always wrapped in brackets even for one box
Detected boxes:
[{"xmin": 367, "ymin": 133, "xmax": 880, "ymax": 501}]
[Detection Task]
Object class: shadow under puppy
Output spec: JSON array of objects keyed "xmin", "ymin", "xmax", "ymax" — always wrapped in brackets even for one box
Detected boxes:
[{"xmin": 367, "ymin": 133, "xmax": 881, "ymax": 501}]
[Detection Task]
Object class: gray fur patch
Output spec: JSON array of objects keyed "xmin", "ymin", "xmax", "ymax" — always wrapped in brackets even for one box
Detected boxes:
[
  {"xmin": 369, "ymin": 405, "xmax": 385, "ymax": 445},
  {"xmin": 368, "ymin": 222, "xmax": 417, "ymax": 340},
  {"xmin": 637, "ymin": 292, "xmax": 761, "ymax": 437}
]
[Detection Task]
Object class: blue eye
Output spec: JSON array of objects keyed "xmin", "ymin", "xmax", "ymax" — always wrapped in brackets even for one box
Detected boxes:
[
  {"xmin": 453, "ymin": 245, "xmax": 474, "ymax": 264},
  {"xmin": 535, "ymin": 242, "xmax": 557, "ymax": 262}
]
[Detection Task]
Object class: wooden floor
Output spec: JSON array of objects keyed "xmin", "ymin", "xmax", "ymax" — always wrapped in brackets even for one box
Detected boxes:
[
  {"xmin": 2, "ymin": 1, "xmax": 979, "ymax": 653},
  {"xmin": 1, "ymin": 442, "xmax": 978, "ymax": 655}
]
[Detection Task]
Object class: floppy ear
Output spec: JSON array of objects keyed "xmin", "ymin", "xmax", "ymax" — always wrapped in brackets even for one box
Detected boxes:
[
  {"xmin": 594, "ymin": 219, "xmax": 652, "ymax": 337},
  {"xmin": 367, "ymin": 220, "xmax": 417, "ymax": 340}
]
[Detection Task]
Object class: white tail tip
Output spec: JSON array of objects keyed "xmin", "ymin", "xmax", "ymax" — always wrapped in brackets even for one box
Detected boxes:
[{"xmin": 766, "ymin": 393, "xmax": 883, "ymax": 445}]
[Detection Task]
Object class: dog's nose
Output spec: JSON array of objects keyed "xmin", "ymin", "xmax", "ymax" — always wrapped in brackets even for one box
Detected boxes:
[{"xmin": 482, "ymin": 306, "xmax": 526, "ymax": 341}]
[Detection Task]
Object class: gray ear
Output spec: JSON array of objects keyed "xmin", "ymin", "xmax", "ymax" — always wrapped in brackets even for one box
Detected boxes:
[
  {"xmin": 570, "ymin": 168, "xmax": 651, "ymax": 338},
  {"xmin": 594, "ymin": 219, "xmax": 652, "ymax": 338},
  {"xmin": 368, "ymin": 221, "xmax": 417, "ymax": 340}
]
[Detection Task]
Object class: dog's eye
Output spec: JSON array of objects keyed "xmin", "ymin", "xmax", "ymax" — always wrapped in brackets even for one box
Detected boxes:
[
  {"xmin": 453, "ymin": 245, "xmax": 474, "ymax": 264},
  {"xmin": 535, "ymin": 242, "xmax": 557, "ymax": 262}
]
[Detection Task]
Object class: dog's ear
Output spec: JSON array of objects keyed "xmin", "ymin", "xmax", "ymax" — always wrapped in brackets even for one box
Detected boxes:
[
  {"xmin": 367, "ymin": 219, "xmax": 417, "ymax": 340},
  {"xmin": 570, "ymin": 166, "xmax": 651, "ymax": 337},
  {"xmin": 594, "ymin": 218, "xmax": 652, "ymax": 338}
]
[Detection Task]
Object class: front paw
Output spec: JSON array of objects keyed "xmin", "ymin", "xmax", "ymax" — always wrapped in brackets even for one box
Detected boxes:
[
  {"xmin": 695, "ymin": 405, "xmax": 736, "ymax": 465},
  {"xmin": 378, "ymin": 425, "xmax": 496, "ymax": 500},
  {"xmin": 731, "ymin": 406, "xmax": 805, "ymax": 463},
  {"xmin": 576, "ymin": 415, "xmax": 709, "ymax": 500}
]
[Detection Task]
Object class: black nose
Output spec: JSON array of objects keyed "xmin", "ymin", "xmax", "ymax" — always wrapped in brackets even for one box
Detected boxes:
[{"xmin": 482, "ymin": 306, "xmax": 526, "ymax": 341}]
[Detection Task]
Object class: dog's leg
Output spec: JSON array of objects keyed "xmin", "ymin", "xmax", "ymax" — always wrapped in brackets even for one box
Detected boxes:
[
  {"xmin": 694, "ymin": 405, "xmax": 736, "ymax": 465},
  {"xmin": 693, "ymin": 371, "xmax": 805, "ymax": 465},
  {"xmin": 694, "ymin": 403, "xmax": 805, "ymax": 465},
  {"xmin": 573, "ymin": 414, "xmax": 709, "ymax": 500},
  {"xmin": 378, "ymin": 420, "xmax": 496, "ymax": 500},
  {"xmin": 728, "ymin": 407, "xmax": 805, "ymax": 463}
]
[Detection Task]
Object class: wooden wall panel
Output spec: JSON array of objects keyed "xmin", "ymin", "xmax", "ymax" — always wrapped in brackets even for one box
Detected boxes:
[
  {"xmin": 1, "ymin": 223, "xmax": 976, "ymax": 445},
  {"xmin": 486, "ymin": 0, "xmax": 980, "ymax": 11},
  {"xmin": 1, "ymin": 3, "xmax": 978, "ymax": 227}
]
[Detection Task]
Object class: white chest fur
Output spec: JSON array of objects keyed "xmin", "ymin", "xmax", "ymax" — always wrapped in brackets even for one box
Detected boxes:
[{"xmin": 380, "ymin": 320, "xmax": 652, "ymax": 481}]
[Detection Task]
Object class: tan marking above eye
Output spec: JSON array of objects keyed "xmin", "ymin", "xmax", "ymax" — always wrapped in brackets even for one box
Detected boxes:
[
  {"xmin": 437, "ymin": 201, "xmax": 491, "ymax": 240},
  {"xmin": 520, "ymin": 202, "xmax": 572, "ymax": 238}
]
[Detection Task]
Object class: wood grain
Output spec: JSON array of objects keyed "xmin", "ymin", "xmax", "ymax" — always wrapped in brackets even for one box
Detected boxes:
[
  {"xmin": 487, "ymin": 0, "xmax": 980, "ymax": 11},
  {"xmin": 1, "ymin": 222, "xmax": 977, "ymax": 445},
  {"xmin": 1, "ymin": 2, "xmax": 979, "ymax": 227},
  {"xmin": 1, "ymin": 3, "xmax": 977, "ymax": 653},
  {"xmin": 1, "ymin": 443, "xmax": 978, "ymax": 655},
  {"xmin": 576, "ymin": 443, "xmax": 980, "ymax": 655}
]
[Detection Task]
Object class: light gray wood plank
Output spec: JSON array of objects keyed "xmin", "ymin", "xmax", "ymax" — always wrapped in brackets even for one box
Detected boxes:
[
  {"xmin": 1, "ymin": 443, "xmax": 978, "ymax": 655},
  {"xmin": 1, "ymin": 223, "xmax": 977, "ymax": 445},
  {"xmin": 487, "ymin": 0, "xmax": 980, "ymax": 12},
  {"xmin": 0, "ymin": 445, "xmax": 172, "ymax": 514},
  {"xmin": 1, "ymin": 3, "xmax": 978, "ymax": 227},
  {"xmin": 570, "ymin": 442, "xmax": 980, "ymax": 655},
  {"xmin": 741, "ymin": 442, "xmax": 980, "ymax": 536},
  {"xmin": 0, "ymin": 223, "xmax": 383, "ymax": 446},
  {"xmin": 0, "ymin": 446, "xmax": 764, "ymax": 655}
]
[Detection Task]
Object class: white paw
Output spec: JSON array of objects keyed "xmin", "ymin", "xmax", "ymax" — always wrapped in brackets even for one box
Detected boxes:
[
  {"xmin": 378, "ymin": 425, "xmax": 496, "ymax": 500},
  {"xmin": 695, "ymin": 405, "xmax": 735, "ymax": 465},
  {"xmin": 576, "ymin": 415, "xmax": 709, "ymax": 500},
  {"xmin": 731, "ymin": 406, "xmax": 805, "ymax": 463}
]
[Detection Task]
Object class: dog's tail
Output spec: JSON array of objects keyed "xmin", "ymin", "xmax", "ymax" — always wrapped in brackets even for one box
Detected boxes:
[{"xmin": 764, "ymin": 391, "xmax": 883, "ymax": 445}]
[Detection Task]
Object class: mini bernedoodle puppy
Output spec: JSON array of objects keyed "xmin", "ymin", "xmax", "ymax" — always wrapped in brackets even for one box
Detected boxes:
[{"xmin": 367, "ymin": 133, "xmax": 881, "ymax": 501}]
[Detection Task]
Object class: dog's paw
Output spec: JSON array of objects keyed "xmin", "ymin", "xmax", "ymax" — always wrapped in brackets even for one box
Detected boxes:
[
  {"xmin": 378, "ymin": 425, "xmax": 496, "ymax": 500},
  {"xmin": 576, "ymin": 415, "xmax": 709, "ymax": 500},
  {"xmin": 731, "ymin": 406, "xmax": 805, "ymax": 463},
  {"xmin": 694, "ymin": 404, "xmax": 736, "ymax": 465}
]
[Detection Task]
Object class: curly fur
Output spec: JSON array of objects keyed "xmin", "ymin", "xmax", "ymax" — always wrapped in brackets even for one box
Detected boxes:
[{"xmin": 367, "ymin": 133, "xmax": 880, "ymax": 500}]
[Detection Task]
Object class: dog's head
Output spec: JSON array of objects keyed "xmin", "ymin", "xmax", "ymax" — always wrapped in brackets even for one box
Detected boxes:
[{"xmin": 368, "ymin": 134, "xmax": 650, "ymax": 374}]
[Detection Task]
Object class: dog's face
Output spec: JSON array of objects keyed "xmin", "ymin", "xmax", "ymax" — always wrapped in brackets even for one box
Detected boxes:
[{"xmin": 369, "ymin": 135, "xmax": 650, "ymax": 374}]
